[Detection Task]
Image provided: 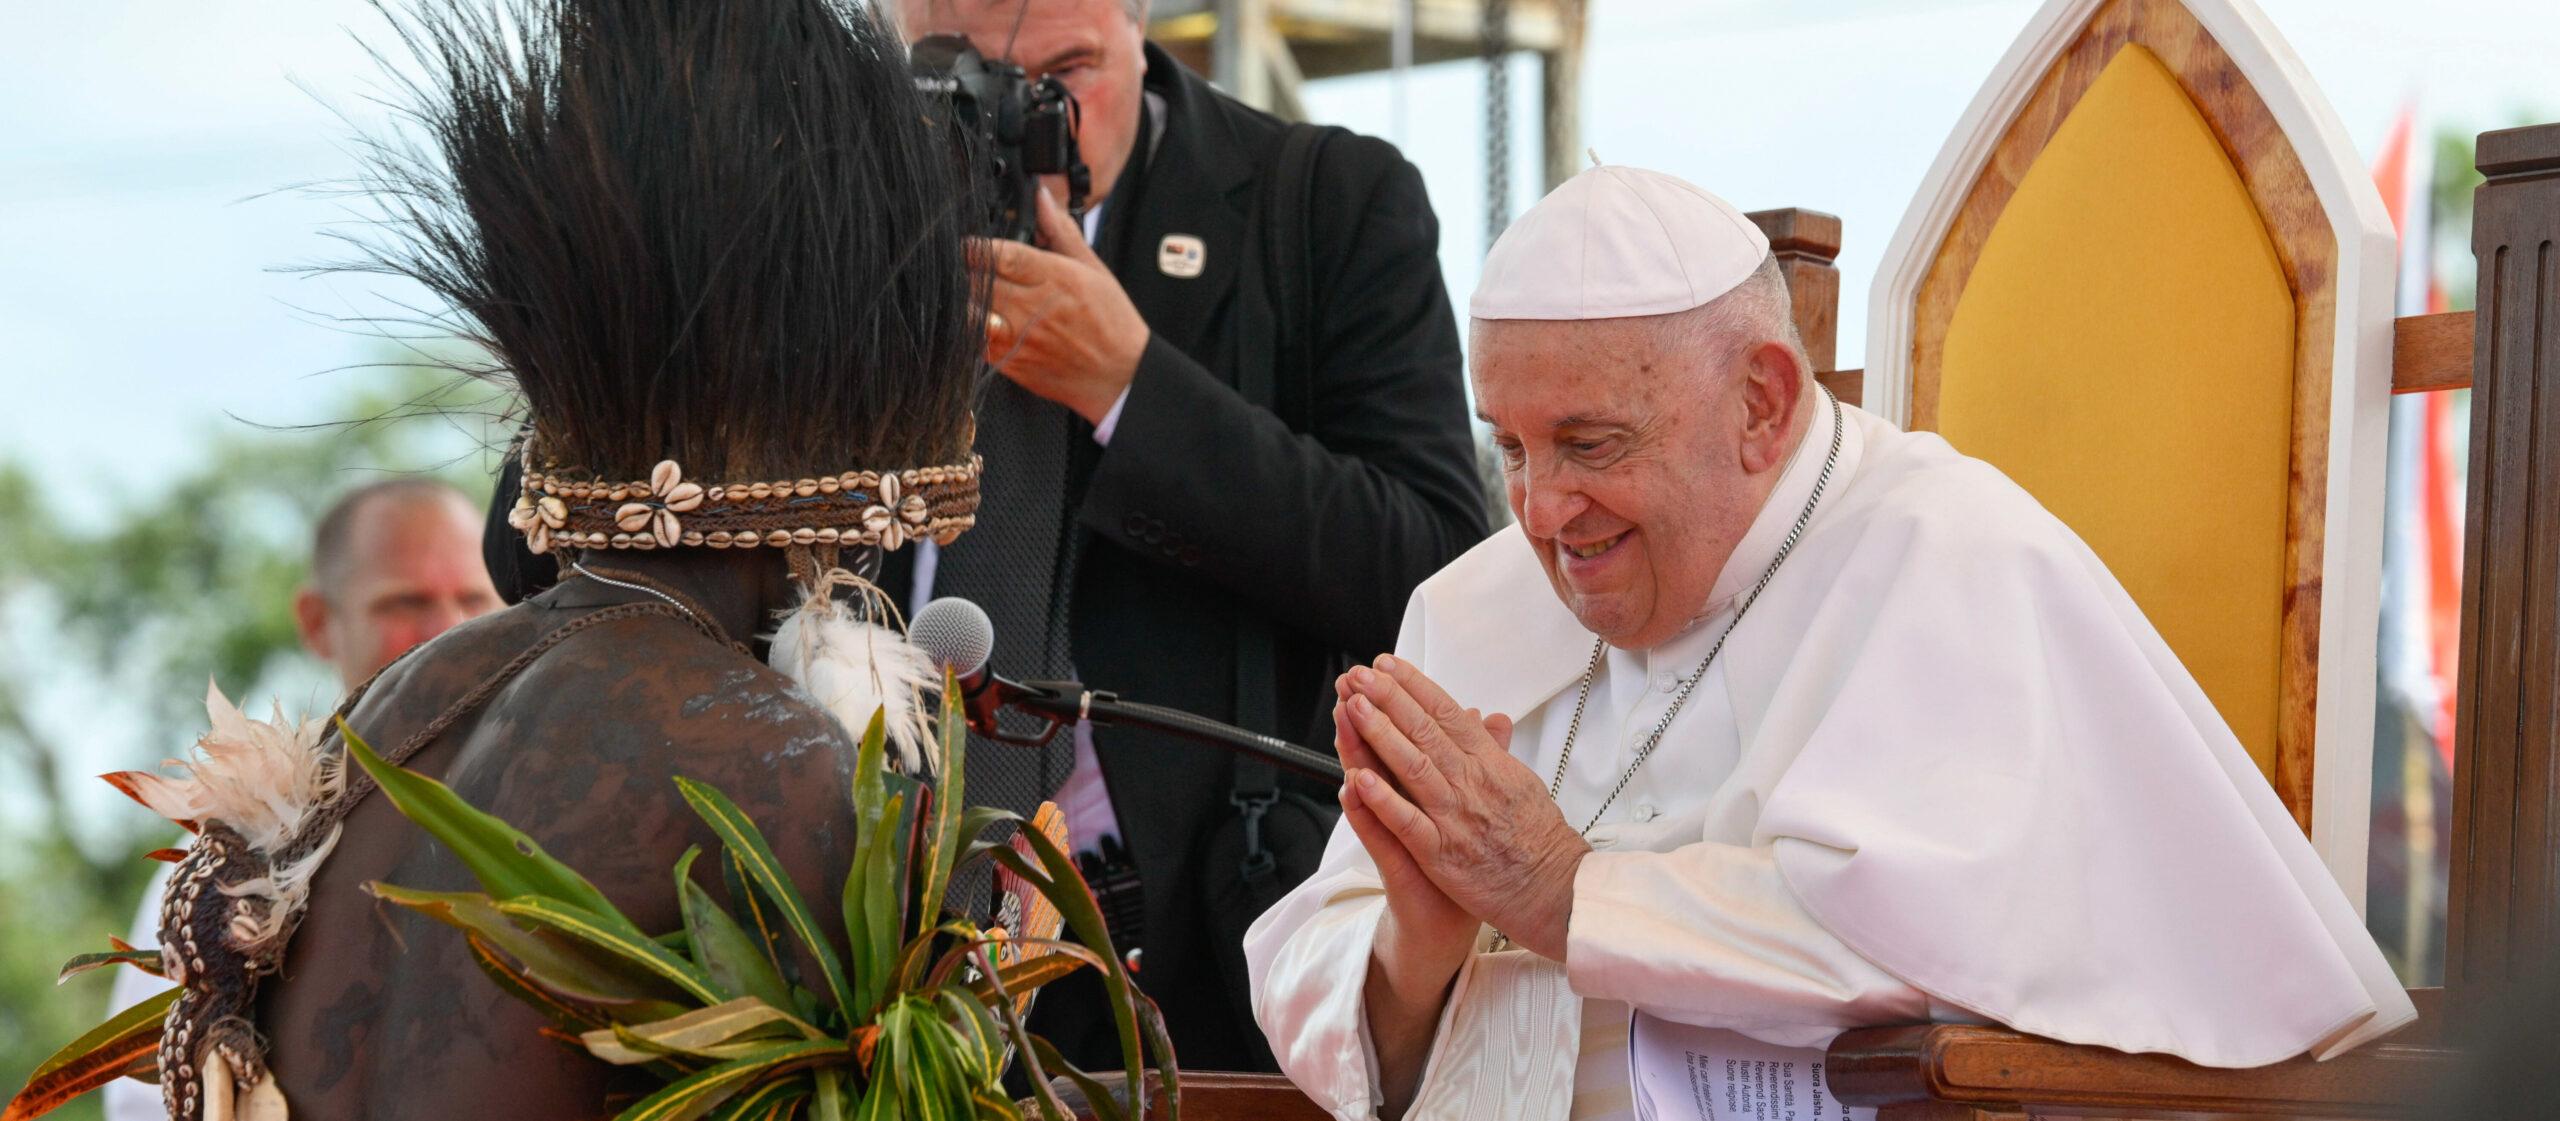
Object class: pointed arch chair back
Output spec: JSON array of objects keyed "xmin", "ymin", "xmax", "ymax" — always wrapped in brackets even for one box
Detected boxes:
[{"xmin": 1863, "ymin": 0, "xmax": 2397, "ymax": 901}]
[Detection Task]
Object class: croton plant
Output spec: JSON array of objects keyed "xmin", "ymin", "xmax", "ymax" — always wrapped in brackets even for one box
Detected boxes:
[{"xmin": 7, "ymin": 678, "xmax": 1178, "ymax": 1121}]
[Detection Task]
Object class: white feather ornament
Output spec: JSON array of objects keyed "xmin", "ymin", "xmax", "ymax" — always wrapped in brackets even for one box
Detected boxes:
[
  {"xmin": 765, "ymin": 572, "xmax": 941, "ymax": 775},
  {"xmin": 102, "ymin": 683, "xmax": 348, "ymax": 964},
  {"xmin": 104, "ymin": 683, "xmax": 342, "ymax": 852}
]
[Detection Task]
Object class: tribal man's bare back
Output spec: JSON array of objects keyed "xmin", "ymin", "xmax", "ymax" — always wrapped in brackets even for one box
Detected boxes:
[{"xmin": 256, "ymin": 588, "xmax": 860, "ymax": 1120}]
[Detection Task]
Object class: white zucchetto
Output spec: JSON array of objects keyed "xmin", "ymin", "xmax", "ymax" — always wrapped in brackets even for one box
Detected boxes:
[{"xmin": 1471, "ymin": 164, "xmax": 1772, "ymax": 321}]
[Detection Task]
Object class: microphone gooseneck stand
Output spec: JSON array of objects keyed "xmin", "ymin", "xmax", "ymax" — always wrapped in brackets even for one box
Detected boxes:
[{"xmin": 984, "ymin": 679, "xmax": 1345, "ymax": 784}]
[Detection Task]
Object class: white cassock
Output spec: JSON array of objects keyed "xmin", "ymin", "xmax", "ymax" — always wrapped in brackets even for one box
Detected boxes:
[{"xmin": 1244, "ymin": 397, "xmax": 2416, "ymax": 1121}]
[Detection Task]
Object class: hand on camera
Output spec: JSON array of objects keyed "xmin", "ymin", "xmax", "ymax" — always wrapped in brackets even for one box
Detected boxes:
[{"xmin": 971, "ymin": 187, "xmax": 1150, "ymax": 424}]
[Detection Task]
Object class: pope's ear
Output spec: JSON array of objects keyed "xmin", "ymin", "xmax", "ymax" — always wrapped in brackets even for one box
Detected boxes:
[{"xmin": 1737, "ymin": 339, "xmax": 1806, "ymax": 473}]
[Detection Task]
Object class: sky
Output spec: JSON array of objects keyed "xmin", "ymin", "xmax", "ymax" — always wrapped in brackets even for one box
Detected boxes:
[{"xmin": 0, "ymin": 0, "xmax": 2553, "ymax": 511}]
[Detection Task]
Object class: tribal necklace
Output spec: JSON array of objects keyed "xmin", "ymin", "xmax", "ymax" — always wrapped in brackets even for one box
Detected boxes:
[{"xmin": 1547, "ymin": 387, "xmax": 1844, "ymax": 835}]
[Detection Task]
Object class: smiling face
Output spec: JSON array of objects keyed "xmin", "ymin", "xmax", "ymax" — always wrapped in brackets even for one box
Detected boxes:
[
  {"xmin": 896, "ymin": 0, "xmax": 1151, "ymax": 209},
  {"xmin": 1473, "ymin": 302, "xmax": 1811, "ymax": 650}
]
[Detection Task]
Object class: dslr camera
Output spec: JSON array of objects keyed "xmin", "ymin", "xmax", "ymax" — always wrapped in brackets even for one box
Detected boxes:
[{"xmin": 911, "ymin": 35, "xmax": 1093, "ymax": 244}]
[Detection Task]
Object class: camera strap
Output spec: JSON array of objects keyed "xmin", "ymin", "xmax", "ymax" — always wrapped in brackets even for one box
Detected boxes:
[{"xmin": 1230, "ymin": 121, "xmax": 1339, "ymax": 882}]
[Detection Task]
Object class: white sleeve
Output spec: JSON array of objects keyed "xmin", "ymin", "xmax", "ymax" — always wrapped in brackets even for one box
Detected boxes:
[
  {"xmin": 1565, "ymin": 841, "xmax": 1931, "ymax": 1046},
  {"xmin": 104, "ymin": 861, "xmax": 179, "ymax": 1121},
  {"xmin": 1242, "ymin": 583, "xmax": 1419, "ymax": 1120},
  {"xmin": 1244, "ymin": 818, "xmax": 1394, "ymax": 1120}
]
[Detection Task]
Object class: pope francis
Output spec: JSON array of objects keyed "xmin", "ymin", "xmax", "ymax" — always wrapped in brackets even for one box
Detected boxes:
[{"xmin": 1242, "ymin": 165, "xmax": 2415, "ymax": 1121}]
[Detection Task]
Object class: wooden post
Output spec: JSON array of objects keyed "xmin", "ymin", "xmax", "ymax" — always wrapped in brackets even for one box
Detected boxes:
[
  {"xmin": 2445, "ymin": 122, "xmax": 2560, "ymax": 1021},
  {"xmin": 1745, "ymin": 208, "xmax": 1854, "ymax": 405},
  {"xmin": 1211, "ymin": 0, "xmax": 1279, "ymax": 112},
  {"xmin": 1539, "ymin": 0, "xmax": 1586, "ymax": 194}
]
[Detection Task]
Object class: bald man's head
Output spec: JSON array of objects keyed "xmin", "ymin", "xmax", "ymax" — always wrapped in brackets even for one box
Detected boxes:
[{"xmin": 295, "ymin": 480, "xmax": 503, "ymax": 688}]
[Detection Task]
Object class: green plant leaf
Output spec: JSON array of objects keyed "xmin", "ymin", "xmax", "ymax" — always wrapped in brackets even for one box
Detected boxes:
[
  {"xmin": 990, "ymin": 835, "xmax": 1149, "ymax": 1114},
  {"xmin": 612, "ymin": 1038, "xmax": 846, "ymax": 1121},
  {"xmin": 967, "ymin": 945, "xmax": 1072, "ymax": 1121},
  {"xmin": 848, "ymin": 790, "xmax": 909, "ymax": 1017},
  {"xmin": 901, "ymin": 1009, "xmax": 979, "ymax": 1121},
  {"xmin": 369, "ymin": 882, "xmax": 690, "ymax": 1013},
  {"xmin": 866, "ymin": 997, "xmax": 976, "ymax": 1121},
  {"xmin": 108, "ymin": 1048, "xmax": 159, "ymax": 1087},
  {"xmin": 1029, "ymin": 1036, "xmax": 1127, "ymax": 1121},
  {"xmin": 55, "ymin": 948, "xmax": 165, "ymax": 984},
  {"xmin": 970, "ymin": 1088, "xmax": 1025, "ymax": 1121},
  {"xmin": 722, "ymin": 848, "xmax": 801, "ymax": 1008},
  {"xmin": 341, "ymin": 719, "xmax": 630, "ymax": 927},
  {"xmin": 896, "ymin": 918, "xmax": 984, "ymax": 995},
  {"xmin": 709, "ymin": 1076, "xmax": 811, "ymax": 1121},
  {"xmin": 955, "ymin": 806, "xmax": 1019, "ymax": 843},
  {"xmin": 1132, "ymin": 988, "xmax": 1182, "ymax": 1121},
  {"xmin": 581, "ymin": 998, "xmax": 825, "ymax": 1065},
  {"xmin": 934, "ymin": 989, "xmax": 1006, "ymax": 1090},
  {"xmin": 849, "ymin": 709, "xmax": 893, "ymax": 848},
  {"xmin": 959, "ymin": 945, "xmax": 1096, "ymax": 1007},
  {"xmin": 842, "ymin": 712, "xmax": 884, "ymax": 1016},
  {"xmin": 495, "ymin": 896, "xmax": 722, "ymax": 1006},
  {"xmin": 910, "ymin": 677, "xmax": 969, "ymax": 945},
  {"xmin": 678, "ymin": 847, "xmax": 796, "ymax": 1012},
  {"xmin": 594, "ymin": 1023, "xmax": 810, "ymax": 1069},
  {"xmin": 926, "ymin": 934, "xmax": 1108, "ymax": 1009},
  {"xmin": 844, "ymin": 711, "xmax": 911, "ymax": 1017},
  {"xmin": 678, "ymin": 776, "xmax": 856, "ymax": 1017},
  {"xmin": 2, "ymin": 987, "xmax": 176, "ymax": 1121},
  {"xmin": 464, "ymin": 931, "xmax": 612, "ymax": 1033},
  {"xmin": 807, "ymin": 1069, "xmax": 847, "ymax": 1121},
  {"xmin": 852, "ymin": 1009, "xmax": 904, "ymax": 1121}
]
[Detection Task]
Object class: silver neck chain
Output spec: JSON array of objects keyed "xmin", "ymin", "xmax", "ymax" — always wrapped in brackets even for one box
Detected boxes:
[
  {"xmin": 1546, "ymin": 387, "xmax": 1844, "ymax": 835},
  {"xmin": 570, "ymin": 560, "xmax": 708, "ymax": 629}
]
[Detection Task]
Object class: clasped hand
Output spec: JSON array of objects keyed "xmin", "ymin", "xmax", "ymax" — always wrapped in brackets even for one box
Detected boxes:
[{"xmin": 1333, "ymin": 655, "xmax": 1591, "ymax": 970}]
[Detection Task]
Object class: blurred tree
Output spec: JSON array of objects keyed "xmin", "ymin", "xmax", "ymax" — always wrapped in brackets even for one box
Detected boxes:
[{"xmin": 0, "ymin": 354, "xmax": 513, "ymax": 1119}]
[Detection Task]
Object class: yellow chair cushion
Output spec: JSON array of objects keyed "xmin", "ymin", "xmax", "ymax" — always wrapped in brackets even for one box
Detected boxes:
[{"xmin": 1937, "ymin": 44, "xmax": 2296, "ymax": 777}]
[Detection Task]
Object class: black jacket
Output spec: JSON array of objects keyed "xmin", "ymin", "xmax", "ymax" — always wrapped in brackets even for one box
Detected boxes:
[
  {"xmin": 932, "ymin": 45, "xmax": 1484, "ymax": 1073},
  {"xmin": 484, "ymin": 43, "xmax": 1486, "ymax": 1074}
]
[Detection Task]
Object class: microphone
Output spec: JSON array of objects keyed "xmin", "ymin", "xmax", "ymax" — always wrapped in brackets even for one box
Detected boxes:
[
  {"xmin": 907, "ymin": 596, "xmax": 1343, "ymax": 782},
  {"xmin": 910, "ymin": 596, "xmax": 1012, "ymax": 735}
]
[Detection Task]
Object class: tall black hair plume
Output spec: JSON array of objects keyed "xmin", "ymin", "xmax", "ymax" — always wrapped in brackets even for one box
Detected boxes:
[{"xmin": 344, "ymin": 0, "xmax": 985, "ymax": 482}]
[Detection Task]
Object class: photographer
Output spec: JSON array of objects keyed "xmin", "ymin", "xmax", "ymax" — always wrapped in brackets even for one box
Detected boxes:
[{"xmin": 896, "ymin": 0, "xmax": 1485, "ymax": 1076}]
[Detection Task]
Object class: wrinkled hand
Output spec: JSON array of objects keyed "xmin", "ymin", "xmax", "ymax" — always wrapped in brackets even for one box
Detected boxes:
[
  {"xmin": 971, "ymin": 187, "xmax": 1150, "ymax": 423},
  {"xmin": 1342, "ymin": 655, "xmax": 1591, "ymax": 961},
  {"xmin": 1334, "ymin": 676, "xmax": 1478, "ymax": 998}
]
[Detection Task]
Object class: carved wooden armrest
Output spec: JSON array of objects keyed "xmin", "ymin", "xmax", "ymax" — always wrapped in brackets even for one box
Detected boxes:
[{"xmin": 1825, "ymin": 1023, "xmax": 2460, "ymax": 1120}]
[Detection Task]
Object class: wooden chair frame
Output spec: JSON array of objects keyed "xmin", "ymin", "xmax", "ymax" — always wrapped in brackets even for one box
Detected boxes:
[
  {"xmin": 1806, "ymin": 122, "xmax": 2560, "ymax": 1121},
  {"xmin": 1861, "ymin": 0, "xmax": 2401, "ymax": 900}
]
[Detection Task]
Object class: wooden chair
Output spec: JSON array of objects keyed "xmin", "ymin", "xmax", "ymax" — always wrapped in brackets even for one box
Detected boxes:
[
  {"xmin": 1802, "ymin": 2, "xmax": 2560, "ymax": 1114},
  {"xmin": 1859, "ymin": 0, "xmax": 2400, "ymax": 897},
  {"xmin": 1044, "ymin": 6, "xmax": 2559, "ymax": 1115}
]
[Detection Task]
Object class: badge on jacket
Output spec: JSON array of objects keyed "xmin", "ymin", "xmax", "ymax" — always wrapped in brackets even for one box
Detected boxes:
[{"xmin": 1158, "ymin": 234, "xmax": 1205, "ymax": 279}]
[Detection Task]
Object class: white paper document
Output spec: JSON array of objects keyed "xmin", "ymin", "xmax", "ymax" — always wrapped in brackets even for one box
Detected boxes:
[{"xmin": 1628, "ymin": 1012, "xmax": 1875, "ymax": 1121}]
